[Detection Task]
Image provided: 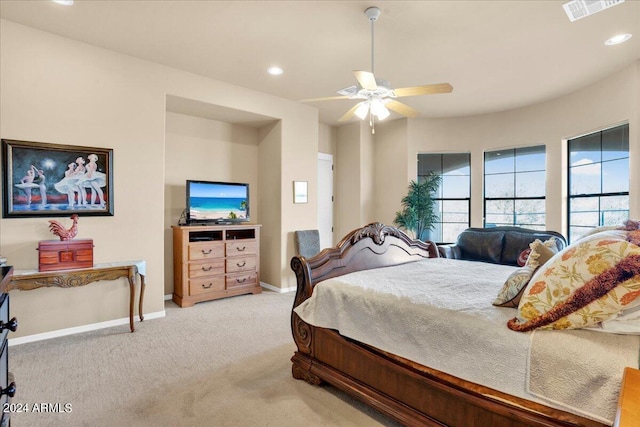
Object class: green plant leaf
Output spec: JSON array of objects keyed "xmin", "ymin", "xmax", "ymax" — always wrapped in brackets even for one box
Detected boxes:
[{"xmin": 393, "ymin": 172, "xmax": 442, "ymax": 240}]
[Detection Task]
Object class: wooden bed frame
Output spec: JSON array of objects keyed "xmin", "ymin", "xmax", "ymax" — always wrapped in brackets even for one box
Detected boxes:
[{"xmin": 290, "ymin": 222, "xmax": 640, "ymax": 427}]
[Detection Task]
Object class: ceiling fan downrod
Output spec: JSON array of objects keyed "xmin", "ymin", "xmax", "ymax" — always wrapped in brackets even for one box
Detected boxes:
[
  {"xmin": 365, "ymin": 7, "xmax": 380, "ymax": 75},
  {"xmin": 365, "ymin": 7, "xmax": 381, "ymax": 134}
]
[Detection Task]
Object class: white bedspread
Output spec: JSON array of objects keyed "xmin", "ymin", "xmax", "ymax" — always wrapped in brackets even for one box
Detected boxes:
[{"xmin": 294, "ymin": 258, "xmax": 640, "ymax": 424}]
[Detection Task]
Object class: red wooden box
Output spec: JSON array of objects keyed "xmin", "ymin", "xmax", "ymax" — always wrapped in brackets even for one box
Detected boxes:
[{"xmin": 38, "ymin": 239, "xmax": 94, "ymax": 272}]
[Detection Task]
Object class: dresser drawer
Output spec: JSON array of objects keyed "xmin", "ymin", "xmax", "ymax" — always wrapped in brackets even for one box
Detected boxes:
[
  {"xmin": 188, "ymin": 242, "xmax": 224, "ymax": 261},
  {"xmin": 0, "ymin": 295, "xmax": 8, "ymax": 346},
  {"xmin": 0, "ymin": 340, "xmax": 9, "ymax": 420},
  {"xmin": 226, "ymin": 241, "xmax": 256, "ymax": 257},
  {"xmin": 188, "ymin": 259, "xmax": 225, "ymax": 278},
  {"xmin": 226, "ymin": 256, "xmax": 256, "ymax": 274},
  {"xmin": 226, "ymin": 271, "xmax": 258, "ymax": 289},
  {"xmin": 189, "ymin": 276, "xmax": 225, "ymax": 296}
]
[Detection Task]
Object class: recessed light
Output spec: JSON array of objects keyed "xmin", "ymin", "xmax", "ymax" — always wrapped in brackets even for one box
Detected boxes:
[
  {"xmin": 52, "ymin": 0, "xmax": 74, "ymax": 5},
  {"xmin": 267, "ymin": 66, "xmax": 283, "ymax": 76},
  {"xmin": 605, "ymin": 33, "xmax": 632, "ymax": 45}
]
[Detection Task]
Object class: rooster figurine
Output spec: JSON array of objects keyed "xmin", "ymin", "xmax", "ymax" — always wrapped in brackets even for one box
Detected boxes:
[{"xmin": 48, "ymin": 214, "xmax": 79, "ymax": 241}]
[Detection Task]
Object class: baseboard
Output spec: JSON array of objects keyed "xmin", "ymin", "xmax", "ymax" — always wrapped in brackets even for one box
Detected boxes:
[
  {"xmin": 8, "ymin": 310, "xmax": 166, "ymax": 346},
  {"xmin": 260, "ymin": 282, "xmax": 296, "ymax": 293},
  {"xmin": 162, "ymin": 283, "xmax": 294, "ymax": 300}
]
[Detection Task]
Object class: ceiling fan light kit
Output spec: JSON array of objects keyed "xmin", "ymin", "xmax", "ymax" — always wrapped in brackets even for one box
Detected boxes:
[{"xmin": 302, "ymin": 6, "xmax": 453, "ymax": 133}]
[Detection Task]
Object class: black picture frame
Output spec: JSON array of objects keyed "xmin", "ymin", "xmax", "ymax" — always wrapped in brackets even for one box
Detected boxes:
[{"xmin": 2, "ymin": 139, "xmax": 114, "ymax": 218}]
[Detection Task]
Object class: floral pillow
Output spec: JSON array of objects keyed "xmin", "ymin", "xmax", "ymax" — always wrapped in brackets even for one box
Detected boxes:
[
  {"xmin": 508, "ymin": 230, "xmax": 640, "ymax": 331},
  {"xmin": 493, "ymin": 238, "xmax": 558, "ymax": 308}
]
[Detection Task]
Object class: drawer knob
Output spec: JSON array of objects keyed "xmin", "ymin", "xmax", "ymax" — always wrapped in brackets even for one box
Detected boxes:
[
  {"xmin": 202, "ymin": 266, "xmax": 213, "ymax": 271},
  {"xmin": 1, "ymin": 382, "xmax": 16, "ymax": 398},
  {"xmin": 0, "ymin": 317, "xmax": 18, "ymax": 333},
  {"xmin": 201, "ymin": 249, "xmax": 213, "ymax": 255},
  {"xmin": 202, "ymin": 283, "xmax": 213, "ymax": 289},
  {"xmin": 236, "ymin": 261, "xmax": 246, "ymax": 268},
  {"xmin": 236, "ymin": 277, "xmax": 247, "ymax": 283},
  {"xmin": 236, "ymin": 246, "xmax": 246, "ymax": 252}
]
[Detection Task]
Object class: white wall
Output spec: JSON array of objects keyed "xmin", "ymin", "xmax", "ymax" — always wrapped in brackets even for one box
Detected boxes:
[
  {"xmin": 164, "ymin": 112, "xmax": 261, "ymax": 295},
  {"xmin": 318, "ymin": 123, "xmax": 337, "ymax": 156},
  {"xmin": 0, "ymin": 20, "xmax": 318, "ymax": 338},
  {"xmin": 373, "ymin": 119, "xmax": 409, "ymax": 228},
  {"xmin": 371, "ymin": 61, "xmax": 640, "ymax": 236}
]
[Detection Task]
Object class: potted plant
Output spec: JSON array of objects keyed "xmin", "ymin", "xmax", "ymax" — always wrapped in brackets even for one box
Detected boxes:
[{"xmin": 394, "ymin": 172, "xmax": 442, "ymax": 240}]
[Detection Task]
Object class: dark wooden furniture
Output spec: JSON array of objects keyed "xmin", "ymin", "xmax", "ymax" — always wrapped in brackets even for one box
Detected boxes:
[
  {"xmin": 0, "ymin": 266, "xmax": 17, "ymax": 427},
  {"xmin": 290, "ymin": 222, "xmax": 639, "ymax": 427},
  {"xmin": 616, "ymin": 368, "xmax": 640, "ymax": 427},
  {"xmin": 38, "ymin": 238, "xmax": 93, "ymax": 272},
  {"xmin": 8, "ymin": 262, "xmax": 145, "ymax": 332},
  {"xmin": 172, "ymin": 224, "xmax": 261, "ymax": 307}
]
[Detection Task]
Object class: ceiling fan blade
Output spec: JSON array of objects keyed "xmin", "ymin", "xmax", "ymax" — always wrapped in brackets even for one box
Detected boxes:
[
  {"xmin": 338, "ymin": 103, "xmax": 364, "ymax": 122},
  {"xmin": 300, "ymin": 95, "xmax": 350, "ymax": 103},
  {"xmin": 353, "ymin": 70, "xmax": 378, "ymax": 91},
  {"xmin": 385, "ymin": 100, "xmax": 420, "ymax": 118},
  {"xmin": 393, "ymin": 83, "xmax": 453, "ymax": 97}
]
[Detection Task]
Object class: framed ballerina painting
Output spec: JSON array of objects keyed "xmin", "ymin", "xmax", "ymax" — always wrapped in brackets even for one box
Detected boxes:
[{"xmin": 1, "ymin": 139, "xmax": 114, "ymax": 218}]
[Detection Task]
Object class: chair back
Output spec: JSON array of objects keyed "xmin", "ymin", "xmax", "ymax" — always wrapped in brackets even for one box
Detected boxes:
[{"xmin": 294, "ymin": 230, "xmax": 321, "ymax": 258}]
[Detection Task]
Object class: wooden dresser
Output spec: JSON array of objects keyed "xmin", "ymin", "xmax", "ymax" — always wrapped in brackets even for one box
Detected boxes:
[
  {"xmin": 172, "ymin": 224, "xmax": 261, "ymax": 307},
  {"xmin": 0, "ymin": 266, "xmax": 17, "ymax": 427}
]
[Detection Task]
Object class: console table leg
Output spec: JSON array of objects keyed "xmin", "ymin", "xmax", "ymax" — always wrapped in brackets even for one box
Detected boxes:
[
  {"xmin": 139, "ymin": 274, "xmax": 145, "ymax": 322},
  {"xmin": 128, "ymin": 270, "xmax": 135, "ymax": 333}
]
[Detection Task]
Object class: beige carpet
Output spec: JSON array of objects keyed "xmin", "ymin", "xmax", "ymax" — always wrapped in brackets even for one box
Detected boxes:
[{"xmin": 10, "ymin": 291, "xmax": 400, "ymax": 427}]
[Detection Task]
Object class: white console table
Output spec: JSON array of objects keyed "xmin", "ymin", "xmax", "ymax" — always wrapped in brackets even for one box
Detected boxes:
[{"xmin": 8, "ymin": 260, "xmax": 146, "ymax": 332}]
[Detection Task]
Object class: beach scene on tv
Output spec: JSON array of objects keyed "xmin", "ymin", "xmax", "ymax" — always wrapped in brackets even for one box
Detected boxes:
[{"xmin": 189, "ymin": 182, "xmax": 248, "ymax": 222}]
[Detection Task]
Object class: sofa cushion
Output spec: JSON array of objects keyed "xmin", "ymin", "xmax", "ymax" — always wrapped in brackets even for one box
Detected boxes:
[
  {"xmin": 457, "ymin": 230, "xmax": 505, "ymax": 264},
  {"xmin": 502, "ymin": 232, "xmax": 564, "ymax": 266}
]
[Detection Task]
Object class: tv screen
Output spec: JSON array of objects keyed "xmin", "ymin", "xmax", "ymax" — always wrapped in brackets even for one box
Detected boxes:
[{"xmin": 186, "ymin": 180, "xmax": 249, "ymax": 224}]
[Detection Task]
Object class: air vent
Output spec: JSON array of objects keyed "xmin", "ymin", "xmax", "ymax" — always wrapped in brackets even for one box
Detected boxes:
[{"xmin": 563, "ymin": 0, "xmax": 625, "ymax": 22}]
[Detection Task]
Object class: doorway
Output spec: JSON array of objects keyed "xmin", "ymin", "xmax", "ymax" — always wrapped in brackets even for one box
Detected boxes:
[{"xmin": 317, "ymin": 153, "xmax": 334, "ymax": 249}]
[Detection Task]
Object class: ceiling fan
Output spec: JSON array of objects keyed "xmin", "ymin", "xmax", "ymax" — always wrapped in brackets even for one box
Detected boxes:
[{"xmin": 301, "ymin": 6, "xmax": 453, "ymax": 133}]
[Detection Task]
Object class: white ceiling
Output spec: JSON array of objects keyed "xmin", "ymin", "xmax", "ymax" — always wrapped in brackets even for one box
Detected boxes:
[{"xmin": 1, "ymin": 0, "xmax": 639, "ymax": 126}]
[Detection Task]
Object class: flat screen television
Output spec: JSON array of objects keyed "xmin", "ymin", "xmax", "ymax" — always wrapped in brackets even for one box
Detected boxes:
[{"xmin": 186, "ymin": 180, "xmax": 249, "ymax": 225}]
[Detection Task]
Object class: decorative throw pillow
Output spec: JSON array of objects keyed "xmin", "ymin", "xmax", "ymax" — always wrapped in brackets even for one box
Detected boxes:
[
  {"xmin": 573, "ymin": 220, "xmax": 640, "ymax": 243},
  {"xmin": 517, "ymin": 248, "xmax": 531, "ymax": 267},
  {"xmin": 573, "ymin": 225, "xmax": 622, "ymax": 242},
  {"xmin": 493, "ymin": 238, "xmax": 558, "ymax": 307},
  {"xmin": 525, "ymin": 239, "xmax": 557, "ymax": 269},
  {"xmin": 508, "ymin": 230, "xmax": 640, "ymax": 331}
]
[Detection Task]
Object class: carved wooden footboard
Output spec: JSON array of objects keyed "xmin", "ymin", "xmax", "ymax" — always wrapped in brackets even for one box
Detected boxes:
[{"xmin": 290, "ymin": 222, "xmax": 638, "ymax": 427}]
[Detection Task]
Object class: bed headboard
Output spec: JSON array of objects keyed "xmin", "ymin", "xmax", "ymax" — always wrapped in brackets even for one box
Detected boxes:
[
  {"xmin": 290, "ymin": 222, "xmax": 438, "ymax": 355},
  {"xmin": 291, "ymin": 223, "xmax": 437, "ymax": 304}
]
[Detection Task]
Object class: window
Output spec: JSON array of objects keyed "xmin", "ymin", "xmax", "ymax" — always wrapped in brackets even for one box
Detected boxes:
[
  {"xmin": 568, "ymin": 124, "xmax": 629, "ymax": 242},
  {"xmin": 484, "ymin": 145, "xmax": 546, "ymax": 229},
  {"xmin": 417, "ymin": 153, "xmax": 470, "ymax": 243}
]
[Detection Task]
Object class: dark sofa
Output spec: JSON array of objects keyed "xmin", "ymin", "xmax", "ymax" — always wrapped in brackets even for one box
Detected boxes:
[{"xmin": 438, "ymin": 226, "xmax": 567, "ymax": 266}]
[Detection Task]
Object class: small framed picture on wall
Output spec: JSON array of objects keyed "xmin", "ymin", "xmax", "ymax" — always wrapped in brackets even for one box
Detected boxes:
[{"xmin": 293, "ymin": 181, "xmax": 308, "ymax": 204}]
